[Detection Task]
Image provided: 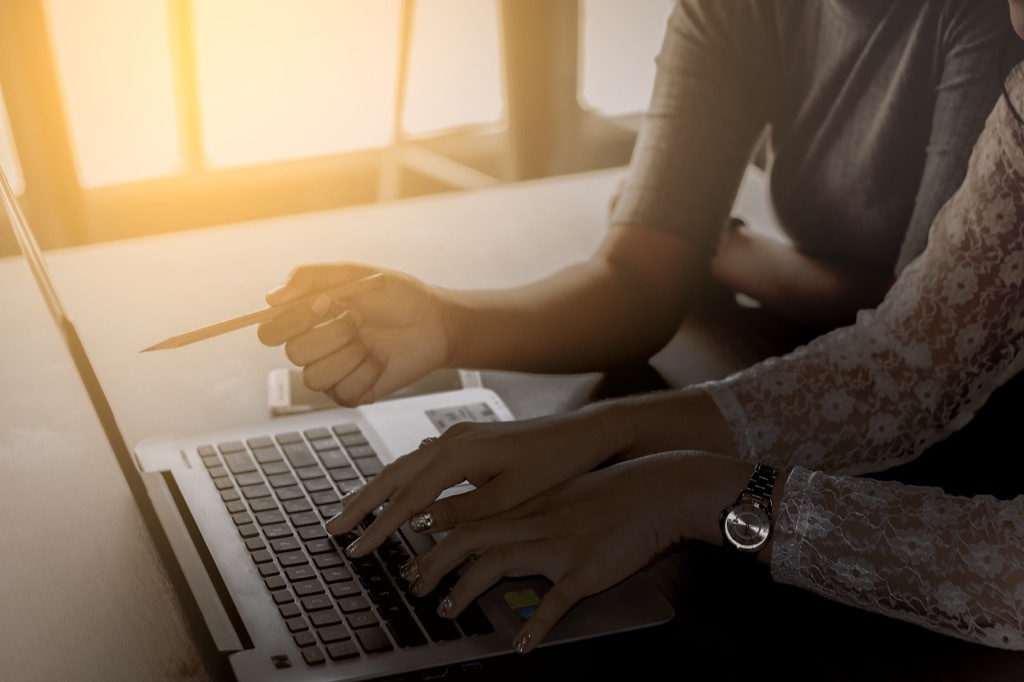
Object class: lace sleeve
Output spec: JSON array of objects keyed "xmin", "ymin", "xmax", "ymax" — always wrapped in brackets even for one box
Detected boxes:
[
  {"xmin": 703, "ymin": 65, "xmax": 1024, "ymax": 476},
  {"xmin": 700, "ymin": 64, "xmax": 1024, "ymax": 649},
  {"xmin": 774, "ymin": 468, "xmax": 1024, "ymax": 649}
]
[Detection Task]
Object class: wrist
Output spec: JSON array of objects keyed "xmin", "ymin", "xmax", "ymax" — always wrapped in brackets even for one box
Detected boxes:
[{"xmin": 603, "ymin": 389, "xmax": 738, "ymax": 460}]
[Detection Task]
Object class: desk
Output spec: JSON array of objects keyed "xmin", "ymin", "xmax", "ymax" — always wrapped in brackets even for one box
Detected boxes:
[{"xmin": 2, "ymin": 168, "xmax": 1022, "ymax": 681}]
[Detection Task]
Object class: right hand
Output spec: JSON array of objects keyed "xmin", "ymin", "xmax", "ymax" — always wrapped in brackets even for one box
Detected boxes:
[
  {"xmin": 327, "ymin": 405, "xmax": 625, "ymax": 557},
  {"xmin": 257, "ymin": 263, "xmax": 450, "ymax": 406}
]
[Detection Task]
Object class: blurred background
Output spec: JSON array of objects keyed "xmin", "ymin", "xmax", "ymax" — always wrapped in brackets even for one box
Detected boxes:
[{"xmin": 0, "ymin": 0, "xmax": 673, "ymax": 256}]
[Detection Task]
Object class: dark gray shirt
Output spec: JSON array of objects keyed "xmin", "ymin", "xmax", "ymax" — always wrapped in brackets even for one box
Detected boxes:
[{"xmin": 612, "ymin": 0, "xmax": 1022, "ymax": 276}]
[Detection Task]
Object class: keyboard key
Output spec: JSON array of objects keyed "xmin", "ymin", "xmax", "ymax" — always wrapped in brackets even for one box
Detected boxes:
[
  {"xmin": 387, "ymin": 613, "xmax": 428, "ymax": 648},
  {"xmin": 295, "ymin": 466, "xmax": 324, "ymax": 481},
  {"xmin": 218, "ymin": 441, "xmax": 246, "ymax": 454},
  {"xmin": 347, "ymin": 445, "xmax": 377, "ymax": 459},
  {"xmin": 355, "ymin": 627, "xmax": 393, "ymax": 653},
  {"xmin": 354, "ymin": 457, "xmax": 383, "ymax": 478},
  {"xmin": 258, "ymin": 563, "xmax": 280, "ymax": 578},
  {"xmin": 263, "ymin": 460, "xmax": 290, "ymax": 476},
  {"xmin": 237, "ymin": 524, "xmax": 259, "ymax": 539},
  {"xmin": 283, "ymin": 499, "xmax": 313, "ymax": 514},
  {"xmin": 318, "ymin": 450, "xmax": 349, "ymax": 469},
  {"xmin": 249, "ymin": 497, "xmax": 279, "ymax": 512},
  {"xmin": 305, "ymin": 539, "xmax": 335, "ymax": 555},
  {"xmin": 286, "ymin": 616, "xmax": 309, "ymax": 633},
  {"xmin": 318, "ymin": 624, "xmax": 351, "ymax": 644},
  {"xmin": 290, "ymin": 512, "xmax": 321, "ymax": 527},
  {"xmin": 252, "ymin": 446, "xmax": 283, "ymax": 465},
  {"xmin": 207, "ymin": 465, "xmax": 228, "ymax": 479},
  {"xmin": 330, "ymin": 583, "xmax": 361, "ymax": 599},
  {"xmin": 347, "ymin": 611, "xmax": 381, "ymax": 630},
  {"xmin": 234, "ymin": 472, "xmax": 264, "ymax": 487},
  {"xmin": 247, "ymin": 436, "xmax": 275, "ymax": 449},
  {"xmin": 279, "ymin": 603, "xmax": 301, "ymax": 619},
  {"xmin": 293, "ymin": 631, "xmax": 317, "ymax": 648},
  {"xmin": 276, "ymin": 486, "xmax": 306, "ymax": 501},
  {"xmin": 273, "ymin": 590, "xmax": 295, "ymax": 605},
  {"xmin": 338, "ymin": 596, "xmax": 370, "ymax": 614},
  {"xmin": 303, "ymin": 478, "xmax": 333, "ymax": 493},
  {"xmin": 263, "ymin": 524, "xmax": 293, "ymax": 540},
  {"xmin": 322, "ymin": 566, "xmax": 354, "ymax": 583},
  {"xmin": 231, "ymin": 512, "xmax": 253, "ymax": 527},
  {"xmin": 264, "ymin": 575, "xmax": 286, "ymax": 591},
  {"xmin": 293, "ymin": 579, "xmax": 326, "ymax": 597},
  {"xmin": 456, "ymin": 603, "xmax": 495, "ymax": 636},
  {"xmin": 314, "ymin": 553, "xmax": 345, "ymax": 570},
  {"xmin": 241, "ymin": 483, "xmax": 271, "ymax": 499},
  {"xmin": 329, "ymin": 466, "xmax": 358, "ymax": 482},
  {"xmin": 269, "ymin": 538, "xmax": 302, "ymax": 553},
  {"xmin": 337, "ymin": 433, "xmax": 367, "ymax": 448},
  {"xmin": 310, "ymin": 490, "xmax": 340, "ymax": 506},
  {"xmin": 278, "ymin": 552, "xmax": 308, "ymax": 568},
  {"xmin": 286, "ymin": 565, "xmax": 318, "ymax": 582},
  {"xmin": 310, "ymin": 609, "xmax": 343, "ymax": 629},
  {"xmin": 326, "ymin": 641, "xmax": 359, "ymax": 661},
  {"xmin": 299, "ymin": 526, "xmax": 328, "ymax": 541},
  {"xmin": 223, "ymin": 451, "xmax": 257, "ymax": 474},
  {"xmin": 302, "ymin": 594, "xmax": 334, "ymax": 612},
  {"xmin": 255, "ymin": 510, "xmax": 286, "ymax": 526},
  {"xmin": 303, "ymin": 427, "xmax": 333, "ymax": 441},
  {"xmin": 282, "ymin": 442, "xmax": 317, "ymax": 468},
  {"xmin": 309, "ymin": 438, "xmax": 339, "ymax": 452},
  {"xmin": 250, "ymin": 549, "xmax": 273, "ymax": 565},
  {"xmin": 301, "ymin": 647, "xmax": 326, "ymax": 665},
  {"xmin": 267, "ymin": 473, "xmax": 297, "ymax": 488},
  {"xmin": 244, "ymin": 537, "xmax": 266, "ymax": 552},
  {"xmin": 331, "ymin": 423, "xmax": 360, "ymax": 437}
]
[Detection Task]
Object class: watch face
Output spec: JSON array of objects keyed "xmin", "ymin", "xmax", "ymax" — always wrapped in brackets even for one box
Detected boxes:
[{"xmin": 723, "ymin": 501, "xmax": 771, "ymax": 551}]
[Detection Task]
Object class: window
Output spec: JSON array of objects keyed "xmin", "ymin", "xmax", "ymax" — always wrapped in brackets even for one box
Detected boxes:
[{"xmin": 0, "ymin": 0, "xmax": 672, "ymax": 251}]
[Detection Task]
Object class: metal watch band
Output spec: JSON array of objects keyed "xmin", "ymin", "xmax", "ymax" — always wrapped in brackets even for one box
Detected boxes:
[{"xmin": 743, "ymin": 463, "xmax": 778, "ymax": 509}]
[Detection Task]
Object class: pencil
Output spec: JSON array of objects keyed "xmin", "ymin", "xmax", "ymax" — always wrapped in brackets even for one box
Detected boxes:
[{"xmin": 140, "ymin": 272, "xmax": 385, "ymax": 352}]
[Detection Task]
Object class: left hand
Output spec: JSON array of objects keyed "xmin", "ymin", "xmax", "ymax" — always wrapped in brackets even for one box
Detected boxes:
[{"xmin": 399, "ymin": 451, "xmax": 757, "ymax": 654}]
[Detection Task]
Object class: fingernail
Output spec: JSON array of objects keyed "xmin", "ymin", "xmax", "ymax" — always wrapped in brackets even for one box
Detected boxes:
[
  {"xmin": 437, "ymin": 594, "xmax": 454, "ymax": 618},
  {"xmin": 311, "ymin": 294, "xmax": 330, "ymax": 315},
  {"xmin": 399, "ymin": 559, "xmax": 419, "ymax": 583},
  {"xmin": 410, "ymin": 577, "xmax": 423, "ymax": 596},
  {"xmin": 513, "ymin": 632, "xmax": 532, "ymax": 655},
  {"xmin": 345, "ymin": 537, "xmax": 362, "ymax": 556},
  {"xmin": 324, "ymin": 513, "xmax": 342, "ymax": 534},
  {"xmin": 409, "ymin": 512, "xmax": 434, "ymax": 533}
]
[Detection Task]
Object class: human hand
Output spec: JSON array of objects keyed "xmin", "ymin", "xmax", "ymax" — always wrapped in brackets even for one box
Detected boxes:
[
  {"xmin": 257, "ymin": 263, "xmax": 450, "ymax": 406},
  {"xmin": 326, "ymin": 406, "xmax": 626, "ymax": 554},
  {"xmin": 398, "ymin": 451, "xmax": 756, "ymax": 653}
]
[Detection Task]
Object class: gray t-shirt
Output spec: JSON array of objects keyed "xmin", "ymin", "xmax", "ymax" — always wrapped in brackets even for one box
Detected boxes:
[{"xmin": 611, "ymin": 0, "xmax": 1022, "ymax": 276}]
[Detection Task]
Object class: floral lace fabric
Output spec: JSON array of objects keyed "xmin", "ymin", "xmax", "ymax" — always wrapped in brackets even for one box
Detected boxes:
[{"xmin": 702, "ymin": 63, "xmax": 1024, "ymax": 650}]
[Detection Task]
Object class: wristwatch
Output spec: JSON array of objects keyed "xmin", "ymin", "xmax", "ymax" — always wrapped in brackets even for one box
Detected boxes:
[{"xmin": 720, "ymin": 463, "xmax": 778, "ymax": 555}]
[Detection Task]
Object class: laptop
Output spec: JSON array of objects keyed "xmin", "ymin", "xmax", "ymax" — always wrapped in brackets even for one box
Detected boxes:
[{"xmin": 1, "ymin": 164, "xmax": 674, "ymax": 681}]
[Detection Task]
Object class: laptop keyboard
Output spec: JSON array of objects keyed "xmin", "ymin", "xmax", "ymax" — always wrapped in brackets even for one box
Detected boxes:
[{"xmin": 197, "ymin": 422, "xmax": 494, "ymax": 666}]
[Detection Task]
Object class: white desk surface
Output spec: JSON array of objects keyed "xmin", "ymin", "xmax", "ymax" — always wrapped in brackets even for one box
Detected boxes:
[
  {"xmin": 0, "ymin": 169, "xmax": 632, "ymax": 681},
  {"xmin": 17, "ymin": 166, "xmax": 1015, "ymax": 682}
]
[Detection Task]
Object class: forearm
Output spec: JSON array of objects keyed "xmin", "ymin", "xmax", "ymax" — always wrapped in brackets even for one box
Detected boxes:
[
  {"xmin": 442, "ymin": 225, "xmax": 703, "ymax": 374},
  {"xmin": 711, "ymin": 226, "xmax": 894, "ymax": 329}
]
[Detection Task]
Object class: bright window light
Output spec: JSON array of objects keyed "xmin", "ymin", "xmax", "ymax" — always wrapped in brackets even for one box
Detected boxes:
[
  {"xmin": 402, "ymin": 0, "xmax": 504, "ymax": 136},
  {"xmin": 578, "ymin": 0, "xmax": 674, "ymax": 117},
  {"xmin": 193, "ymin": 0, "xmax": 403, "ymax": 168},
  {"xmin": 44, "ymin": 0, "xmax": 181, "ymax": 188},
  {"xmin": 0, "ymin": 87, "xmax": 25, "ymax": 195}
]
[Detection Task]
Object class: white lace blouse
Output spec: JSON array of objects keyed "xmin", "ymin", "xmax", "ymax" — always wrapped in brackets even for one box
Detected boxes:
[{"xmin": 702, "ymin": 63, "xmax": 1024, "ymax": 650}]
